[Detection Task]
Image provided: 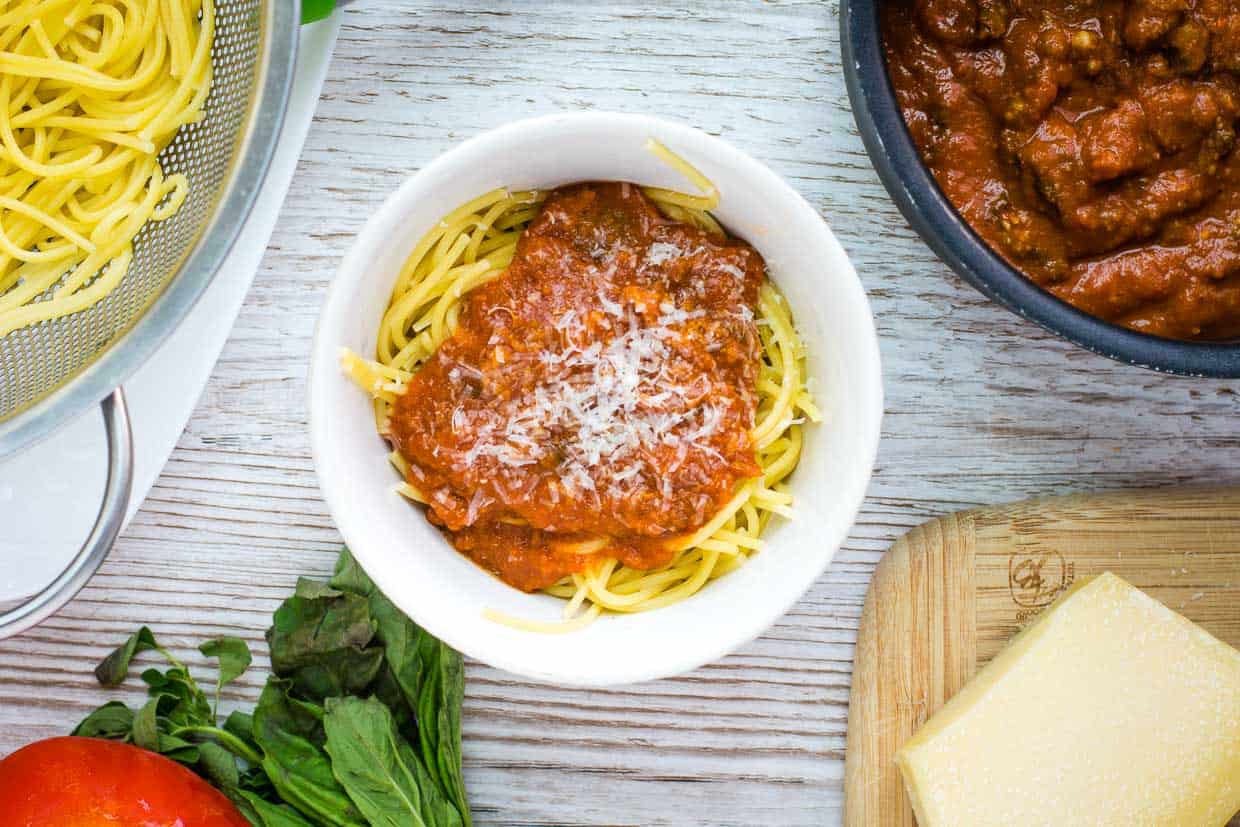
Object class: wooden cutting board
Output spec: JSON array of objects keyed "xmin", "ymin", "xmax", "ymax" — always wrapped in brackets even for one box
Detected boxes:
[{"xmin": 843, "ymin": 487, "xmax": 1240, "ymax": 827}]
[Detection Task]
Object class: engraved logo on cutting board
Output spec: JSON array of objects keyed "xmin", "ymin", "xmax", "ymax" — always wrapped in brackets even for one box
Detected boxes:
[{"xmin": 1009, "ymin": 550, "xmax": 1074, "ymax": 615}]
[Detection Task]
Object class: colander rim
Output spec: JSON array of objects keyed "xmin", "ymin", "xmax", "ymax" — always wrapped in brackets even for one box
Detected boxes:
[{"xmin": 0, "ymin": 0, "xmax": 301, "ymax": 457}]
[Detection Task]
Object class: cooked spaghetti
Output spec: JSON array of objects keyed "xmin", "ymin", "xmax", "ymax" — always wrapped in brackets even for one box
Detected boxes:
[
  {"xmin": 0, "ymin": 0, "xmax": 212, "ymax": 337},
  {"xmin": 343, "ymin": 141, "xmax": 819, "ymax": 630}
]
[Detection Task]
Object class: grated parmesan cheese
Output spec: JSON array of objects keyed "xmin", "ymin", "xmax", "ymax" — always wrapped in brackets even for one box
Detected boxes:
[
  {"xmin": 397, "ymin": 183, "xmax": 767, "ymax": 543},
  {"xmin": 447, "ymin": 294, "xmax": 735, "ymax": 503},
  {"xmin": 646, "ymin": 241, "xmax": 687, "ymax": 266}
]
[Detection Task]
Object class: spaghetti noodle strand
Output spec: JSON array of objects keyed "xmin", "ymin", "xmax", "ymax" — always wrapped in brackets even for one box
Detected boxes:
[{"xmin": 0, "ymin": 0, "xmax": 211, "ymax": 337}]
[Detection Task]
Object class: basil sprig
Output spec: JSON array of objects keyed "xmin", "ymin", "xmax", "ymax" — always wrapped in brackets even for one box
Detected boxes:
[
  {"xmin": 71, "ymin": 549, "xmax": 471, "ymax": 827},
  {"xmin": 301, "ymin": 0, "xmax": 336, "ymax": 24}
]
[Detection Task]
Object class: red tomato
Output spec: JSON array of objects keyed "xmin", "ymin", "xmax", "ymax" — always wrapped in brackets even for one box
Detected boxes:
[{"xmin": 0, "ymin": 736, "xmax": 250, "ymax": 827}]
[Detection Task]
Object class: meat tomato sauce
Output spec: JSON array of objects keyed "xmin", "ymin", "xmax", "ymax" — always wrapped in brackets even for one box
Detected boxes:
[
  {"xmin": 388, "ymin": 183, "xmax": 765, "ymax": 591},
  {"xmin": 884, "ymin": 0, "xmax": 1240, "ymax": 340}
]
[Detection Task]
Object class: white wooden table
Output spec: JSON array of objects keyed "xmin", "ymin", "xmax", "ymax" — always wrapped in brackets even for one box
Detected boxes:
[{"xmin": 2, "ymin": 3, "xmax": 1238, "ymax": 824}]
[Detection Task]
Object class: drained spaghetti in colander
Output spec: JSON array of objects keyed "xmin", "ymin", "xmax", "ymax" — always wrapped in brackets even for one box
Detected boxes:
[{"xmin": 0, "ymin": 0, "xmax": 212, "ymax": 337}]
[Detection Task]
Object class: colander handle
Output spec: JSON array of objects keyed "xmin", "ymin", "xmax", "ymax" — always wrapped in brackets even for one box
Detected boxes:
[{"xmin": 0, "ymin": 389, "xmax": 133, "ymax": 639}]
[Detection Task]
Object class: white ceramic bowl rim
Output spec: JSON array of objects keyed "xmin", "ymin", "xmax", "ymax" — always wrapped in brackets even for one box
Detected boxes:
[{"xmin": 310, "ymin": 112, "xmax": 883, "ymax": 686}]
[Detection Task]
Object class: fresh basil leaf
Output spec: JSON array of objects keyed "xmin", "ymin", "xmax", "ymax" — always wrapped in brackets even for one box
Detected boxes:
[
  {"xmin": 238, "ymin": 790, "xmax": 319, "ymax": 827},
  {"xmin": 254, "ymin": 678, "xmax": 325, "ymax": 744},
  {"xmin": 418, "ymin": 642, "xmax": 468, "ymax": 827},
  {"xmin": 332, "ymin": 549, "xmax": 471, "ymax": 824},
  {"xmin": 301, "ymin": 0, "xmax": 336, "ymax": 25},
  {"xmin": 328, "ymin": 548, "xmax": 374, "ymax": 596},
  {"xmin": 357, "ymin": 589, "xmax": 429, "ymax": 699},
  {"xmin": 144, "ymin": 666, "xmax": 214, "ymax": 731},
  {"xmin": 258, "ymin": 728, "xmax": 362, "ymax": 827},
  {"xmin": 197, "ymin": 740, "xmax": 240, "ymax": 789},
  {"xmin": 157, "ymin": 735, "xmax": 201, "ymax": 765},
  {"xmin": 269, "ymin": 592, "xmax": 376, "ymax": 664},
  {"xmin": 324, "ymin": 696, "xmax": 463, "ymax": 827},
  {"xmin": 331, "ymin": 552, "xmax": 431, "ymax": 717},
  {"xmin": 239, "ymin": 764, "xmax": 279, "ymax": 798},
  {"xmin": 95, "ymin": 626, "xmax": 164, "ymax": 686},
  {"xmin": 253, "ymin": 678, "xmax": 365, "ymax": 827},
  {"xmin": 132, "ymin": 694, "xmax": 202, "ymax": 764},
  {"xmin": 413, "ymin": 767, "xmax": 469, "ymax": 827},
  {"xmin": 141, "ymin": 667, "xmax": 168, "ymax": 688},
  {"xmin": 371, "ymin": 663, "xmax": 417, "ymax": 741},
  {"xmin": 71, "ymin": 700, "xmax": 134, "ymax": 740},
  {"xmin": 291, "ymin": 646, "xmax": 385, "ymax": 703},
  {"xmin": 295, "ymin": 578, "xmax": 343, "ymax": 600},
  {"xmin": 227, "ymin": 788, "xmax": 264, "ymax": 827},
  {"xmin": 201, "ymin": 637, "xmax": 253, "ymax": 692},
  {"xmin": 133, "ymin": 696, "xmax": 162, "ymax": 751},
  {"xmin": 333, "ymin": 555, "xmax": 434, "ymax": 744},
  {"xmin": 224, "ymin": 710, "xmax": 256, "ymax": 744},
  {"xmin": 267, "ymin": 590, "xmax": 382, "ymax": 702}
]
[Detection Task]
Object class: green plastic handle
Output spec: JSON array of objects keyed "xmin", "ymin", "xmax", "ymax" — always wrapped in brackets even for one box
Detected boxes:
[{"xmin": 302, "ymin": 0, "xmax": 336, "ymax": 23}]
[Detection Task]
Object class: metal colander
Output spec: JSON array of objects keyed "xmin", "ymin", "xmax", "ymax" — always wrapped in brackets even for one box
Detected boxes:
[{"xmin": 0, "ymin": 0, "xmax": 302, "ymax": 637}]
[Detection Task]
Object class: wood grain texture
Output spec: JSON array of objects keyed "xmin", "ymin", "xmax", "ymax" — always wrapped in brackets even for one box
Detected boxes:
[
  {"xmin": 0, "ymin": 2, "xmax": 1237, "ymax": 825},
  {"xmin": 845, "ymin": 488, "xmax": 1240, "ymax": 827},
  {"xmin": 844, "ymin": 512, "xmax": 975, "ymax": 827}
]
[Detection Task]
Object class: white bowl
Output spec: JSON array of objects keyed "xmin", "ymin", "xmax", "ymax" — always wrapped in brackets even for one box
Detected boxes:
[{"xmin": 309, "ymin": 112, "xmax": 882, "ymax": 686}]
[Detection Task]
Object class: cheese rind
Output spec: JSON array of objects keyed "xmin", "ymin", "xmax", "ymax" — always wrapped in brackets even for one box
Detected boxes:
[{"xmin": 896, "ymin": 572, "xmax": 1240, "ymax": 827}]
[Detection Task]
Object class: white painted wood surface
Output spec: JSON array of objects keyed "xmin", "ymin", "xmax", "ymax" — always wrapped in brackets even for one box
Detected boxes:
[{"xmin": 2, "ymin": 2, "xmax": 1238, "ymax": 825}]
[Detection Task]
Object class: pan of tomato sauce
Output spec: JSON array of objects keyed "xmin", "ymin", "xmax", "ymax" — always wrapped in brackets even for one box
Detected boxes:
[{"xmin": 842, "ymin": 0, "xmax": 1240, "ymax": 376}]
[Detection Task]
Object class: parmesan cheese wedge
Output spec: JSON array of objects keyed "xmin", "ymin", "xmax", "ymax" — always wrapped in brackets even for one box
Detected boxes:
[{"xmin": 896, "ymin": 572, "xmax": 1240, "ymax": 826}]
